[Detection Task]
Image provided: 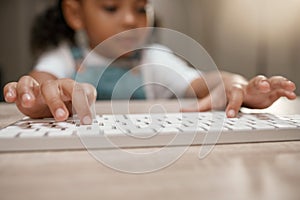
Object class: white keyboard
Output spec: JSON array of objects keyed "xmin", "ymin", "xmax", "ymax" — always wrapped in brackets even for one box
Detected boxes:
[{"xmin": 0, "ymin": 112, "xmax": 300, "ymax": 151}]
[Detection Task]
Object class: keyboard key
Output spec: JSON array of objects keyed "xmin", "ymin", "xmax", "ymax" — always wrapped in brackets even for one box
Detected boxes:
[{"xmin": 19, "ymin": 131, "xmax": 46, "ymax": 138}]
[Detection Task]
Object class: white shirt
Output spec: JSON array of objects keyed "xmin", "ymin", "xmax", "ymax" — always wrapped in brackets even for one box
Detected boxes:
[{"xmin": 34, "ymin": 43, "xmax": 201, "ymax": 99}]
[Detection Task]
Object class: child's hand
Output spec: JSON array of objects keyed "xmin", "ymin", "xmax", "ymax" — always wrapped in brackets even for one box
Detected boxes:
[
  {"xmin": 4, "ymin": 76, "xmax": 96, "ymax": 124},
  {"xmin": 183, "ymin": 73, "xmax": 296, "ymax": 118},
  {"xmin": 236, "ymin": 75, "xmax": 296, "ymax": 109}
]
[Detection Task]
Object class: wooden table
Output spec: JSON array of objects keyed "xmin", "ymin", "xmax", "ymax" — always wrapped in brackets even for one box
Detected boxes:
[{"xmin": 0, "ymin": 98, "xmax": 300, "ymax": 200}]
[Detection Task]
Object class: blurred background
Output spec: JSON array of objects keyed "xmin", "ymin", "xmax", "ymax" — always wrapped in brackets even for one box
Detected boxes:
[{"xmin": 0, "ymin": 0, "xmax": 300, "ymax": 101}]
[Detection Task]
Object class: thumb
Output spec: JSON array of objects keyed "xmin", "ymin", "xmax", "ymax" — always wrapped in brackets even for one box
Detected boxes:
[{"xmin": 181, "ymin": 95, "xmax": 212, "ymax": 112}]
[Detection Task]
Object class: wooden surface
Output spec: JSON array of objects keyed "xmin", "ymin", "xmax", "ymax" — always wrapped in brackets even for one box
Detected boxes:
[{"xmin": 0, "ymin": 98, "xmax": 300, "ymax": 200}]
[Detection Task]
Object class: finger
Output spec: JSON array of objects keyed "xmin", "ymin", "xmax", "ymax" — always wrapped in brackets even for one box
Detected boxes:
[
  {"xmin": 4, "ymin": 82, "xmax": 17, "ymax": 102},
  {"xmin": 181, "ymin": 95, "xmax": 212, "ymax": 112},
  {"xmin": 268, "ymin": 89, "xmax": 297, "ymax": 102},
  {"xmin": 54, "ymin": 79, "xmax": 94, "ymax": 124},
  {"xmin": 80, "ymin": 83, "xmax": 97, "ymax": 119},
  {"xmin": 40, "ymin": 80, "xmax": 69, "ymax": 122},
  {"xmin": 80, "ymin": 83, "xmax": 97, "ymax": 106},
  {"xmin": 16, "ymin": 76, "xmax": 40, "ymax": 108},
  {"xmin": 268, "ymin": 76, "xmax": 296, "ymax": 91},
  {"xmin": 226, "ymin": 85, "xmax": 244, "ymax": 118},
  {"xmin": 197, "ymin": 95, "xmax": 213, "ymax": 111},
  {"xmin": 71, "ymin": 82, "xmax": 93, "ymax": 125},
  {"xmin": 246, "ymin": 75, "xmax": 270, "ymax": 94},
  {"xmin": 286, "ymin": 91, "xmax": 297, "ymax": 100}
]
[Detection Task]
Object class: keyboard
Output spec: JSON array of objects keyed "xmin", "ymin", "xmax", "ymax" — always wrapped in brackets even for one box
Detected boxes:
[{"xmin": 0, "ymin": 112, "xmax": 300, "ymax": 151}]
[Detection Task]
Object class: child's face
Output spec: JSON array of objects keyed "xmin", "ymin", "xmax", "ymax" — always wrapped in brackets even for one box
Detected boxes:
[{"xmin": 78, "ymin": 0, "xmax": 149, "ymax": 53}]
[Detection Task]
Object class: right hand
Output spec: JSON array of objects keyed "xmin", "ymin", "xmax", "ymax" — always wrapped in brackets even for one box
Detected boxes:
[{"xmin": 4, "ymin": 76, "xmax": 96, "ymax": 124}]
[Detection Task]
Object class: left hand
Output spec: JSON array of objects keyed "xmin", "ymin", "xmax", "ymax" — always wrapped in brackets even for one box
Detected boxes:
[
  {"xmin": 182, "ymin": 74, "xmax": 297, "ymax": 118},
  {"xmin": 241, "ymin": 75, "xmax": 296, "ymax": 106}
]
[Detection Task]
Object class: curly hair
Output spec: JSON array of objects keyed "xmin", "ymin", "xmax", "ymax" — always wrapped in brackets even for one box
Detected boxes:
[{"xmin": 30, "ymin": 0, "xmax": 76, "ymax": 58}]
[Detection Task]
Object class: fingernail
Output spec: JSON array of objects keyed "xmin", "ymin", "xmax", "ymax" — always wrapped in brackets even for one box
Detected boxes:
[
  {"xmin": 261, "ymin": 80, "xmax": 269, "ymax": 85},
  {"xmin": 227, "ymin": 109, "xmax": 236, "ymax": 118},
  {"xmin": 55, "ymin": 108, "xmax": 66, "ymax": 119},
  {"xmin": 22, "ymin": 93, "xmax": 32, "ymax": 102},
  {"xmin": 286, "ymin": 81, "xmax": 295, "ymax": 88},
  {"xmin": 6, "ymin": 91, "xmax": 14, "ymax": 98},
  {"xmin": 260, "ymin": 81, "xmax": 270, "ymax": 88},
  {"xmin": 83, "ymin": 116, "xmax": 92, "ymax": 125}
]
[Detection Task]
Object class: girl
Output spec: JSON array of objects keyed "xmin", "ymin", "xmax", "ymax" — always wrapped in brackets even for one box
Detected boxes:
[{"xmin": 3, "ymin": 0, "xmax": 297, "ymax": 124}]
